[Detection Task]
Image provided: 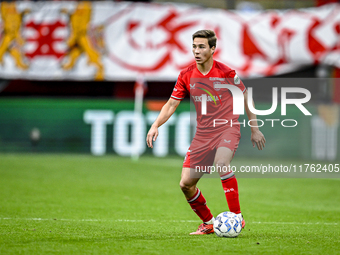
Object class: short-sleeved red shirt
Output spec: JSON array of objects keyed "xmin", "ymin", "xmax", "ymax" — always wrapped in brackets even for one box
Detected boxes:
[{"xmin": 171, "ymin": 60, "xmax": 246, "ymax": 132}]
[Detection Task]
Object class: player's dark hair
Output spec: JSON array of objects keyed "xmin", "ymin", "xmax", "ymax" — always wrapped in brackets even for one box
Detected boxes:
[{"xmin": 192, "ymin": 30, "xmax": 217, "ymax": 49}]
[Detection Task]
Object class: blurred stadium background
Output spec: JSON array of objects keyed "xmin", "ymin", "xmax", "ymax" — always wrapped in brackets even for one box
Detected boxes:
[
  {"xmin": 0, "ymin": 0, "xmax": 339, "ymax": 161},
  {"xmin": 1, "ymin": 2, "xmax": 340, "ymax": 254}
]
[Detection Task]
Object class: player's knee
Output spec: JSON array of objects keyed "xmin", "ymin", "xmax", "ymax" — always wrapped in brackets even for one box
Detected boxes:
[
  {"xmin": 215, "ymin": 161, "xmax": 230, "ymax": 169},
  {"xmin": 179, "ymin": 181, "xmax": 194, "ymax": 193},
  {"xmin": 215, "ymin": 161, "xmax": 231, "ymax": 174}
]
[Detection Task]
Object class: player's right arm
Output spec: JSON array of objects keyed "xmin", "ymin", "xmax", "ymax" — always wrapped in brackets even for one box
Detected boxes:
[{"xmin": 146, "ymin": 98, "xmax": 180, "ymax": 148}]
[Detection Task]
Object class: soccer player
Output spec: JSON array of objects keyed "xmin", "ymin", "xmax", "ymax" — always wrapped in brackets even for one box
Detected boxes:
[{"xmin": 146, "ymin": 30, "xmax": 266, "ymax": 235}]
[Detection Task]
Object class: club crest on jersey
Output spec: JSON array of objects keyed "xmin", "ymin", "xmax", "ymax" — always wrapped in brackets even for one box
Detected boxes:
[
  {"xmin": 190, "ymin": 83, "xmax": 196, "ymax": 90},
  {"xmin": 213, "ymin": 82, "xmax": 221, "ymax": 91},
  {"xmin": 234, "ymin": 74, "xmax": 240, "ymax": 85}
]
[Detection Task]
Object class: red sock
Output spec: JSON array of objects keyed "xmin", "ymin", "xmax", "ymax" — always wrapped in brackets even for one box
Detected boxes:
[
  {"xmin": 187, "ymin": 188, "xmax": 213, "ymax": 223},
  {"xmin": 221, "ymin": 172, "xmax": 241, "ymax": 214}
]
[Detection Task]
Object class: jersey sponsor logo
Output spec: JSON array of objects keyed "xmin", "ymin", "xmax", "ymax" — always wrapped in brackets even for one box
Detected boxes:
[
  {"xmin": 194, "ymin": 82, "xmax": 223, "ymax": 106},
  {"xmin": 191, "ymin": 95, "xmax": 222, "ymax": 102},
  {"xmin": 214, "ymin": 82, "xmax": 221, "ymax": 91}
]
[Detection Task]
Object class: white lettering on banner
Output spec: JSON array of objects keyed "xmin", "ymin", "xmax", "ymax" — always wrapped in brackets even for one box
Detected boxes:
[
  {"xmin": 114, "ymin": 111, "xmax": 146, "ymax": 156},
  {"xmin": 82, "ymin": 110, "xmax": 316, "ymax": 156},
  {"xmin": 0, "ymin": 2, "xmax": 340, "ymax": 80},
  {"xmin": 83, "ymin": 110, "xmax": 192, "ymax": 157},
  {"xmin": 83, "ymin": 110, "xmax": 114, "ymax": 156},
  {"xmin": 146, "ymin": 112, "xmax": 176, "ymax": 157}
]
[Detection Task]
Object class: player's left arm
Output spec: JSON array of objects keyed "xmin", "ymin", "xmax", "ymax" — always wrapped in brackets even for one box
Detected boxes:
[{"xmin": 243, "ymin": 90, "xmax": 266, "ymax": 150}]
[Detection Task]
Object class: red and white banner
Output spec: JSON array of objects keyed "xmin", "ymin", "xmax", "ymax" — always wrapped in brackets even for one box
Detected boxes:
[{"xmin": 0, "ymin": 1, "xmax": 340, "ymax": 81}]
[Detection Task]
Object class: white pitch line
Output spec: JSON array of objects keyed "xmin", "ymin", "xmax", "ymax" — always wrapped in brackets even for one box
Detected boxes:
[
  {"xmin": 251, "ymin": 222, "xmax": 338, "ymax": 225},
  {"xmin": 0, "ymin": 218, "xmax": 338, "ymax": 225}
]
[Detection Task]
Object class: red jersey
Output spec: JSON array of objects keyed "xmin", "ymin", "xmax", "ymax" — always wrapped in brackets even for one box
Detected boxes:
[{"xmin": 171, "ymin": 60, "xmax": 246, "ymax": 131}]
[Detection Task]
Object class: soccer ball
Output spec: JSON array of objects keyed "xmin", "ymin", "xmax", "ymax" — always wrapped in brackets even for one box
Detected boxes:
[{"xmin": 213, "ymin": 212, "xmax": 242, "ymax": 237}]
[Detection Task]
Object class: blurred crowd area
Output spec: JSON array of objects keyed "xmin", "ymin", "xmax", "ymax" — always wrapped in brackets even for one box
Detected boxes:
[
  {"xmin": 0, "ymin": 0, "xmax": 338, "ymax": 9},
  {"xmin": 0, "ymin": 0, "xmax": 339, "ymax": 101}
]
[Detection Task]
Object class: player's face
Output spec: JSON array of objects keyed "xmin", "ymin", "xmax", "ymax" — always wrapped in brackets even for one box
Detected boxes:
[{"xmin": 192, "ymin": 38, "xmax": 215, "ymax": 65}]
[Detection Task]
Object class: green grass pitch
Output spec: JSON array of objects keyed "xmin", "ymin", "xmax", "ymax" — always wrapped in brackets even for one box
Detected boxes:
[{"xmin": 0, "ymin": 154, "xmax": 339, "ymax": 254}]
